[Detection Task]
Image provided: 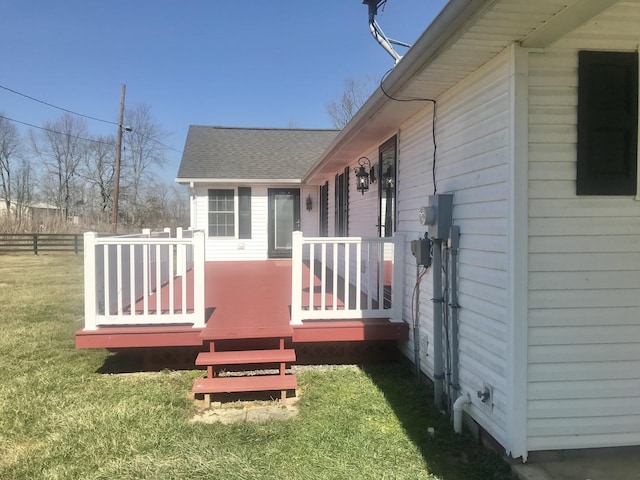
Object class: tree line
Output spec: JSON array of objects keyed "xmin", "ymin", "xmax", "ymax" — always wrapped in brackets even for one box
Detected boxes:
[{"xmin": 0, "ymin": 105, "xmax": 188, "ymax": 233}]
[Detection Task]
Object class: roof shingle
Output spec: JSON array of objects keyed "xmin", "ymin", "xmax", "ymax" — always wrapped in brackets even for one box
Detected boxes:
[{"xmin": 177, "ymin": 126, "xmax": 339, "ymax": 181}]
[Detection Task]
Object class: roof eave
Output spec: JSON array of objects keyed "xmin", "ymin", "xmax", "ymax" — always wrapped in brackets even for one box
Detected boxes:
[
  {"xmin": 303, "ymin": 0, "xmax": 490, "ymax": 183},
  {"xmin": 175, "ymin": 177, "xmax": 303, "ymax": 185}
]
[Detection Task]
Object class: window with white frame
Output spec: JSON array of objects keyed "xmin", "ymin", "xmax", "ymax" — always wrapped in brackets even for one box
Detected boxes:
[{"xmin": 208, "ymin": 189, "xmax": 235, "ymax": 237}]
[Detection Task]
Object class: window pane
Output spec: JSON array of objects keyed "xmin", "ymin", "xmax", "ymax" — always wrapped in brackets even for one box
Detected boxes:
[{"xmin": 208, "ymin": 189, "xmax": 235, "ymax": 237}]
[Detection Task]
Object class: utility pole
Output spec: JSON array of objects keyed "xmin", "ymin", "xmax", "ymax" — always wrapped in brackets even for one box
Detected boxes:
[{"xmin": 111, "ymin": 84, "xmax": 126, "ymax": 235}]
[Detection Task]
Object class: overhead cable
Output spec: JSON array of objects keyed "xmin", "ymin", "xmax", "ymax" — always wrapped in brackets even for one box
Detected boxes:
[
  {"xmin": 0, "ymin": 84, "xmax": 119, "ymax": 126},
  {"xmin": 0, "ymin": 114, "xmax": 116, "ymax": 147}
]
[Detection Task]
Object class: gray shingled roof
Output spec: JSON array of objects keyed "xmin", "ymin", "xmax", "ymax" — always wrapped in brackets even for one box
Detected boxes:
[{"xmin": 177, "ymin": 126, "xmax": 339, "ymax": 181}]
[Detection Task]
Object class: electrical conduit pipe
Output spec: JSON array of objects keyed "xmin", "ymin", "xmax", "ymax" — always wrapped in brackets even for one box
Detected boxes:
[
  {"xmin": 453, "ymin": 393, "xmax": 471, "ymax": 434},
  {"xmin": 432, "ymin": 239, "xmax": 444, "ymax": 409}
]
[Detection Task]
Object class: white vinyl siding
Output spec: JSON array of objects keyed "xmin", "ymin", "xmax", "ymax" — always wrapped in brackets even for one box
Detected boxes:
[
  {"xmin": 192, "ymin": 184, "xmax": 317, "ymax": 261},
  {"xmin": 527, "ymin": 2, "xmax": 640, "ymax": 451},
  {"xmin": 394, "ymin": 49, "xmax": 513, "ymax": 447}
]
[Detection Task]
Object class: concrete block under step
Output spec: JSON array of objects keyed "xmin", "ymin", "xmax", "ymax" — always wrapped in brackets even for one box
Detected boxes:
[
  {"xmin": 195, "ymin": 349, "xmax": 296, "ymax": 366},
  {"xmin": 193, "ymin": 375, "xmax": 297, "ymax": 394}
]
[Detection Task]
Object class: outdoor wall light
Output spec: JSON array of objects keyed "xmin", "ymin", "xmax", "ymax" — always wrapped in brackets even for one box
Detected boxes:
[
  {"xmin": 306, "ymin": 194, "xmax": 313, "ymax": 211},
  {"xmin": 355, "ymin": 156, "xmax": 376, "ymax": 195}
]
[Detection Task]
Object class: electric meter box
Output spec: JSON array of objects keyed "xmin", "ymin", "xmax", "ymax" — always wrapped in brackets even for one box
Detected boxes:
[
  {"xmin": 426, "ymin": 194, "xmax": 453, "ymax": 240},
  {"xmin": 411, "ymin": 237, "xmax": 432, "ymax": 267}
]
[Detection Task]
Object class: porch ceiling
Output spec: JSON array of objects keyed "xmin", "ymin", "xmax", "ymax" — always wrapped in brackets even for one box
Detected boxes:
[{"xmin": 305, "ymin": 0, "xmax": 619, "ymax": 183}]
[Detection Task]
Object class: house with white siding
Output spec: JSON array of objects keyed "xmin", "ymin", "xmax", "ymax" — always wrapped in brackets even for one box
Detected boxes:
[
  {"xmin": 301, "ymin": 0, "xmax": 640, "ymax": 462},
  {"xmin": 79, "ymin": 0, "xmax": 640, "ymax": 464},
  {"xmin": 176, "ymin": 126, "xmax": 338, "ymax": 260}
]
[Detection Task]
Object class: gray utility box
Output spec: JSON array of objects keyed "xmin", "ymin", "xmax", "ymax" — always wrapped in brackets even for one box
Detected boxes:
[{"xmin": 419, "ymin": 194, "xmax": 453, "ymax": 241}]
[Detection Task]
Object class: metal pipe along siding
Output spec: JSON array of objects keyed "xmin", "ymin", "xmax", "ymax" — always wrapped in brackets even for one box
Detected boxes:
[
  {"xmin": 449, "ymin": 226, "xmax": 461, "ymax": 395},
  {"xmin": 432, "ymin": 239, "xmax": 444, "ymax": 409},
  {"xmin": 414, "ymin": 265, "xmax": 421, "ymax": 380}
]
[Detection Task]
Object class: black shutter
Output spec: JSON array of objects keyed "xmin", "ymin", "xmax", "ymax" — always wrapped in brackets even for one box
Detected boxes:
[
  {"xmin": 343, "ymin": 166, "xmax": 349, "ymax": 237},
  {"xmin": 320, "ymin": 181, "xmax": 329, "ymax": 237},
  {"xmin": 334, "ymin": 174, "xmax": 340, "ymax": 235},
  {"xmin": 577, "ymin": 51, "xmax": 638, "ymax": 195},
  {"xmin": 238, "ymin": 187, "xmax": 251, "ymax": 239}
]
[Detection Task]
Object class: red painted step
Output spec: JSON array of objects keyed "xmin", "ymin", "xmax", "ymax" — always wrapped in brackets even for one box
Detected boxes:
[
  {"xmin": 193, "ymin": 375, "xmax": 297, "ymax": 394},
  {"xmin": 200, "ymin": 325, "xmax": 294, "ymax": 341},
  {"xmin": 195, "ymin": 349, "xmax": 296, "ymax": 366}
]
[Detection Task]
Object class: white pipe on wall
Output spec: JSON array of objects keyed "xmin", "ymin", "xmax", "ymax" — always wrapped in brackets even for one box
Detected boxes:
[{"xmin": 453, "ymin": 393, "xmax": 471, "ymax": 434}]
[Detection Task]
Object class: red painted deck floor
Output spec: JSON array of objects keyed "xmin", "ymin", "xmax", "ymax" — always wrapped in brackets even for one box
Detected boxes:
[{"xmin": 76, "ymin": 260, "xmax": 408, "ymax": 349}]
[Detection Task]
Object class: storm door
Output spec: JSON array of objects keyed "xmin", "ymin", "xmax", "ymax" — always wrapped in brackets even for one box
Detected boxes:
[{"xmin": 268, "ymin": 188, "xmax": 300, "ymax": 258}]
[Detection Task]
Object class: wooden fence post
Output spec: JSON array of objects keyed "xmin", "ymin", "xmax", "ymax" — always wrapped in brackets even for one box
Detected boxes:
[{"xmin": 33, "ymin": 234, "xmax": 38, "ymax": 255}]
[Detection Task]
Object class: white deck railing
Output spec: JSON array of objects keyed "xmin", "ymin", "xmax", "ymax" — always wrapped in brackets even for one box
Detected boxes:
[
  {"xmin": 83, "ymin": 228, "xmax": 205, "ymax": 330},
  {"xmin": 291, "ymin": 232, "xmax": 405, "ymax": 324}
]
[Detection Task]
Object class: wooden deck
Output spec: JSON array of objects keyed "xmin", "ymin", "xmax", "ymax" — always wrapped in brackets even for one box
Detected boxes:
[{"xmin": 76, "ymin": 260, "xmax": 408, "ymax": 350}]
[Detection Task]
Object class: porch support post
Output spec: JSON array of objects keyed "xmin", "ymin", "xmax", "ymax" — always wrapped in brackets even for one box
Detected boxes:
[
  {"xmin": 290, "ymin": 231, "xmax": 303, "ymax": 325},
  {"xmin": 176, "ymin": 227, "xmax": 185, "ymax": 277},
  {"xmin": 192, "ymin": 231, "xmax": 206, "ymax": 328},
  {"xmin": 391, "ymin": 233, "xmax": 405, "ymax": 322},
  {"xmin": 83, "ymin": 232, "xmax": 98, "ymax": 330}
]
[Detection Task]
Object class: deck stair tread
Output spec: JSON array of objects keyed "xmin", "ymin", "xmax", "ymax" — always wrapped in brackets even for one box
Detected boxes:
[
  {"xmin": 195, "ymin": 349, "xmax": 296, "ymax": 366},
  {"xmin": 200, "ymin": 325, "xmax": 294, "ymax": 341},
  {"xmin": 193, "ymin": 375, "xmax": 297, "ymax": 394}
]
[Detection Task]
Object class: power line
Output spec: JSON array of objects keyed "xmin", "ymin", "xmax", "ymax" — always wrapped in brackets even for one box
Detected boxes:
[
  {"xmin": 0, "ymin": 84, "xmax": 119, "ymax": 126},
  {"xmin": 0, "ymin": 83, "xmax": 183, "ymax": 154},
  {"xmin": 0, "ymin": 114, "xmax": 116, "ymax": 147},
  {"xmin": 141, "ymin": 136, "xmax": 183, "ymax": 154}
]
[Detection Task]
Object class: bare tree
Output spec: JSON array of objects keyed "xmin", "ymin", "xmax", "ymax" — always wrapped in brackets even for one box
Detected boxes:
[
  {"xmin": 122, "ymin": 104, "xmax": 169, "ymax": 226},
  {"xmin": 31, "ymin": 113, "xmax": 88, "ymax": 218},
  {"xmin": 326, "ymin": 77, "xmax": 376, "ymax": 129},
  {"xmin": 135, "ymin": 180, "xmax": 188, "ymax": 229},
  {"xmin": 79, "ymin": 134, "xmax": 116, "ymax": 223},
  {"xmin": 12, "ymin": 157, "xmax": 34, "ymax": 226},
  {"xmin": 0, "ymin": 114, "xmax": 22, "ymax": 213}
]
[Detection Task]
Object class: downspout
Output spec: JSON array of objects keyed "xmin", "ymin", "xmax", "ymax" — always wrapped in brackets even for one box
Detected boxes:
[
  {"xmin": 432, "ymin": 239, "xmax": 444, "ymax": 409},
  {"xmin": 453, "ymin": 392, "xmax": 470, "ymax": 434}
]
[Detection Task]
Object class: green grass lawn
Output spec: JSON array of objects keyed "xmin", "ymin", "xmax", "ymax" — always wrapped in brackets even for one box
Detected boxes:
[{"xmin": 0, "ymin": 254, "xmax": 514, "ymax": 480}]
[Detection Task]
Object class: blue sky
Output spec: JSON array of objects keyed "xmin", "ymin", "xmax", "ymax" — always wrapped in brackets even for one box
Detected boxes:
[{"xmin": 1, "ymin": 1, "xmax": 447, "ymax": 180}]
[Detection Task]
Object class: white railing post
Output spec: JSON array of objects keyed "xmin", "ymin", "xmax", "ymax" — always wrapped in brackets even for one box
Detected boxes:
[
  {"xmin": 391, "ymin": 233, "xmax": 405, "ymax": 322},
  {"xmin": 176, "ymin": 227, "xmax": 185, "ymax": 277},
  {"xmin": 83, "ymin": 232, "xmax": 98, "ymax": 330},
  {"xmin": 192, "ymin": 231, "xmax": 206, "ymax": 328},
  {"xmin": 290, "ymin": 231, "xmax": 303, "ymax": 325}
]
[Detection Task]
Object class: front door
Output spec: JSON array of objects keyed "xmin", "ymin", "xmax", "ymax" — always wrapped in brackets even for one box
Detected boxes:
[{"xmin": 268, "ymin": 188, "xmax": 300, "ymax": 258}]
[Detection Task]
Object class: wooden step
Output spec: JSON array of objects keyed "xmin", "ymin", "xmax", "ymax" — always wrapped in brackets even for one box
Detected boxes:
[
  {"xmin": 195, "ymin": 349, "xmax": 296, "ymax": 366},
  {"xmin": 193, "ymin": 375, "xmax": 297, "ymax": 394},
  {"xmin": 200, "ymin": 325, "xmax": 294, "ymax": 341}
]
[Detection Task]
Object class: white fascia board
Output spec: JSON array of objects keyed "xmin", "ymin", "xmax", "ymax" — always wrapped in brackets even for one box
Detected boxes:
[{"xmin": 175, "ymin": 178, "xmax": 303, "ymax": 185}]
